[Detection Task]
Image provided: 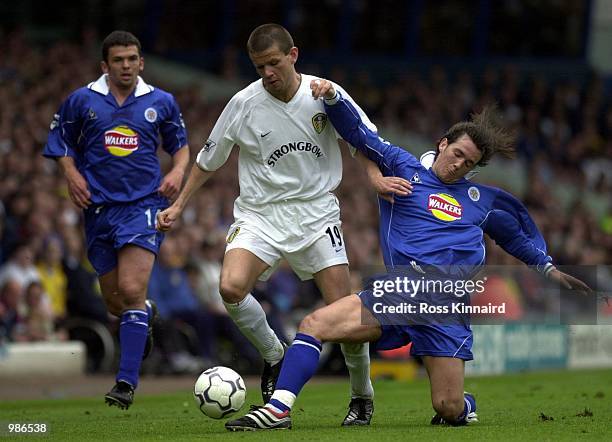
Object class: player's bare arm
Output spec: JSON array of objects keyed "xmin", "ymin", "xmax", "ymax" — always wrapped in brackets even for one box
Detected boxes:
[
  {"xmin": 158, "ymin": 144, "xmax": 190, "ymax": 200},
  {"xmin": 57, "ymin": 156, "xmax": 91, "ymax": 209},
  {"xmin": 547, "ymin": 267, "xmax": 592, "ymax": 293},
  {"xmin": 356, "ymin": 151, "xmax": 412, "ymax": 202},
  {"xmin": 156, "ymin": 162, "xmax": 215, "ymax": 231}
]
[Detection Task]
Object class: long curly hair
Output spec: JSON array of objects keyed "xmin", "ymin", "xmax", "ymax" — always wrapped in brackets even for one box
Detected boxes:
[{"xmin": 437, "ymin": 105, "xmax": 516, "ymax": 166}]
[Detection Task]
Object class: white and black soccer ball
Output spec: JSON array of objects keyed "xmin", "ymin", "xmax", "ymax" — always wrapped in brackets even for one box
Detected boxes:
[{"xmin": 193, "ymin": 366, "xmax": 246, "ymax": 419}]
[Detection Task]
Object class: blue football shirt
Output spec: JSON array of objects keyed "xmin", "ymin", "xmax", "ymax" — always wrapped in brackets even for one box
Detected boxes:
[
  {"xmin": 325, "ymin": 93, "xmax": 552, "ymax": 279},
  {"xmin": 44, "ymin": 74, "xmax": 187, "ymax": 204}
]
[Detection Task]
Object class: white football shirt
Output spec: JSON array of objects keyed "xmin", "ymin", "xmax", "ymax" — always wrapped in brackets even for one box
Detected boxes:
[{"xmin": 196, "ymin": 74, "xmax": 375, "ymax": 208}]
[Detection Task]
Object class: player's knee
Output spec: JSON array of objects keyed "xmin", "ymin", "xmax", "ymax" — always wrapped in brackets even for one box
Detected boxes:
[
  {"xmin": 298, "ymin": 312, "xmax": 325, "ymax": 339},
  {"xmin": 118, "ymin": 281, "xmax": 146, "ymax": 309},
  {"xmin": 432, "ymin": 395, "xmax": 465, "ymax": 421},
  {"xmin": 219, "ymin": 279, "xmax": 248, "ymax": 304}
]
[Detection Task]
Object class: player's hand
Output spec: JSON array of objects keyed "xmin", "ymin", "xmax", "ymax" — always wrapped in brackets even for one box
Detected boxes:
[
  {"xmin": 158, "ymin": 168, "xmax": 184, "ymax": 200},
  {"xmin": 547, "ymin": 268, "xmax": 592, "ymax": 294},
  {"xmin": 372, "ymin": 176, "xmax": 413, "ymax": 203},
  {"xmin": 65, "ymin": 169, "xmax": 91, "ymax": 209},
  {"xmin": 310, "ymin": 79, "xmax": 336, "ymax": 100},
  {"xmin": 156, "ymin": 205, "xmax": 181, "ymax": 232}
]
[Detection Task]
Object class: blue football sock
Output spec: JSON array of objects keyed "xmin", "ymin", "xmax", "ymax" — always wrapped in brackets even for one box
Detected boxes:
[
  {"xmin": 117, "ymin": 309, "xmax": 148, "ymax": 387},
  {"xmin": 269, "ymin": 333, "xmax": 322, "ymax": 411},
  {"xmin": 456, "ymin": 392, "xmax": 477, "ymax": 422}
]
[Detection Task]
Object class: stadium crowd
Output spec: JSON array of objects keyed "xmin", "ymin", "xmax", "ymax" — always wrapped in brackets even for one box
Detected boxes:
[{"xmin": 0, "ymin": 30, "xmax": 610, "ymax": 371}]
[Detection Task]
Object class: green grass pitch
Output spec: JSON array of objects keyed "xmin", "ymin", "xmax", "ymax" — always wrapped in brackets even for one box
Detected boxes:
[{"xmin": 1, "ymin": 369, "xmax": 610, "ymax": 441}]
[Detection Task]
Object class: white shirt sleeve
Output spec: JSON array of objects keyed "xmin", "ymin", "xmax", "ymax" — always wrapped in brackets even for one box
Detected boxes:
[{"xmin": 196, "ymin": 94, "xmax": 244, "ymax": 171}]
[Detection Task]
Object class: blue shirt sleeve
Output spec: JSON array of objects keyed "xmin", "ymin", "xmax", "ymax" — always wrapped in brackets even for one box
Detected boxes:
[
  {"xmin": 482, "ymin": 188, "xmax": 553, "ymax": 271},
  {"xmin": 324, "ymin": 92, "xmax": 405, "ymax": 175},
  {"xmin": 43, "ymin": 92, "xmax": 84, "ymax": 159},
  {"xmin": 159, "ymin": 94, "xmax": 188, "ymax": 156}
]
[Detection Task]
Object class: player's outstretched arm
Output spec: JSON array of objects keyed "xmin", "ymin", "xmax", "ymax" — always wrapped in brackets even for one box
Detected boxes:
[
  {"xmin": 483, "ymin": 191, "xmax": 592, "ymax": 295},
  {"xmin": 156, "ymin": 163, "xmax": 214, "ymax": 232},
  {"xmin": 58, "ymin": 156, "xmax": 91, "ymax": 209},
  {"xmin": 546, "ymin": 268, "xmax": 592, "ymax": 293},
  {"xmin": 158, "ymin": 144, "xmax": 190, "ymax": 200}
]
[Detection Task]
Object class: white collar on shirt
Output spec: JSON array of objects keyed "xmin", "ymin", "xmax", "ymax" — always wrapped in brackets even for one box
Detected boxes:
[
  {"xmin": 420, "ymin": 150, "xmax": 478, "ymax": 180},
  {"xmin": 87, "ymin": 74, "xmax": 154, "ymax": 97}
]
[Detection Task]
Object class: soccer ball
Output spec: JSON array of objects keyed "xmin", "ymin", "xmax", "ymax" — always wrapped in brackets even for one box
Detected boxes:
[{"xmin": 193, "ymin": 366, "xmax": 246, "ymax": 419}]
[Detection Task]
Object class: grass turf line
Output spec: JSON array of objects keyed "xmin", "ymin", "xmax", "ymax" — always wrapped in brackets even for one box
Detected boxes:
[{"xmin": 0, "ymin": 369, "xmax": 610, "ymax": 441}]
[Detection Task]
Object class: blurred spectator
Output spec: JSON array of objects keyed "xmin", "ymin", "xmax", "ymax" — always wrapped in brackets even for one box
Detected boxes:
[
  {"xmin": 185, "ymin": 259, "xmax": 261, "ymax": 367},
  {"xmin": 22, "ymin": 281, "xmax": 64, "ymax": 341},
  {"xmin": 187, "ymin": 239, "xmax": 262, "ymax": 366},
  {"xmin": 0, "ymin": 279, "xmax": 24, "ymax": 341},
  {"xmin": 148, "ymin": 235, "xmax": 216, "ymax": 371},
  {"xmin": 36, "ymin": 235, "xmax": 68, "ymax": 319},
  {"xmin": 265, "ymin": 263, "xmax": 300, "ymax": 314},
  {"xmin": 61, "ymin": 228, "xmax": 108, "ymax": 324},
  {"xmin": 0, "ymin": 203, "xmax": 6, "ymax": 264},
  {"xmin": 0, "ymin": 242, "xmax": 40, "ymax": 289},
  {"xmin": 190, "ymin": 239, "xmax": 226, "ymax": 312}
]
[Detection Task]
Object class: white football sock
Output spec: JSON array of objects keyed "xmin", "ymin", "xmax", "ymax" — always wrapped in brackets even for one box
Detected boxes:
[
  {"xmin": 269, "ymin": 390, "xmax": 296, "ymax": 410},
  {"xmin": 340, "ymin": 342, "xmax": 374, "ymax": 399},
  {"xmin": 223, "ymin": 294, "xmax": 284, "ymax": 364}
]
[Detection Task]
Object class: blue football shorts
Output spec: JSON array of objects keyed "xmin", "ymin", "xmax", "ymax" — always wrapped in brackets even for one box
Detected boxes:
[
  {"xmin": 84, "ymin": 193, "xmax": 167, "ymax": 275},
  {"xmin": 358, "ymin": 286, "xmax": 474, "ymax": 361}
]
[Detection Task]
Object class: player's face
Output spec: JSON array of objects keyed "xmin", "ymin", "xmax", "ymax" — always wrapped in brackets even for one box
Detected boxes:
[
  {"xmin": 101, "ymin": 45, "xmax": 143, "ymax": 91},
  {"xmin": 249, "ymin": 44, "xmax": 299, "ymax": 100},
  {"xmin": 433, "ymin": 134, "xmax": 482, "ymax": 183}
]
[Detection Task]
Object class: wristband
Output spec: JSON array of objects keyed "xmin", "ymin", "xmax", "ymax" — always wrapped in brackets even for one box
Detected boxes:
[
  {"xmin": 324, "ymin": 91, "xmax": 340, "ymax": 105},
  {"xmin": 542, "ymin": 262, "xmax": 556, "ymax": 278}
]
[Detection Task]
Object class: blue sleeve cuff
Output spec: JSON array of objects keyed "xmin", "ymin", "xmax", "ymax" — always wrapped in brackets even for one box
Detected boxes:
[{"xmin": 324, "ymin": 90, "xmax": 341, "ymax": 105}]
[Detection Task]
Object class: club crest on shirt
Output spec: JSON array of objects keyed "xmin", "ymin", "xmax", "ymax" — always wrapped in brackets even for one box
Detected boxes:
[
  {"xmin": 428, "ymin": 193, "xmax": 463, "ymax": 222},
  {"xmin": 88, "ymin": 108, "xmax": 98, "ymax": 120},
  {"xmin": 312, "ymin": 113, "xmax": 327, "ymax": 134},
  {"xmin": 227, "ymin": 227, "xmax": 240, "ymax": 244},
  {"xmin": 144, "ymin": 107, "xmax": 157, "ymax": 123},
  {"xmin": 468, "ymin": 186, "xmax": 480, "ymax": 202}
]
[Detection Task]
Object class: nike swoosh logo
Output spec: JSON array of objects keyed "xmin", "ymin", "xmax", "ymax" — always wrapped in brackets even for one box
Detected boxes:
[{"xmin": 260, "ymin": 131, "xmax": 272, "ymax": 138}]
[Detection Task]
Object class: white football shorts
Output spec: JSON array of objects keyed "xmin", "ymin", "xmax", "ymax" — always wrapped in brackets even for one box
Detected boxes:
[{"xmin": 225, "ymin": 193, "xmax": 348, "ymax": 281}]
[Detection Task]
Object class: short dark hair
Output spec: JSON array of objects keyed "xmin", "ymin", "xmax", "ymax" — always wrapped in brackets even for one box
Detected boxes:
[
  {"xmin": 102, "ymin": 30, "xmax": 142, "ymax": 62},
  {"xmin": 247, "ymin": 23, "xmax": 294, "ymax": 55},
  {"xmin": 438, "ymin": 105, "xmax": 515, "ymax": 166}
]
